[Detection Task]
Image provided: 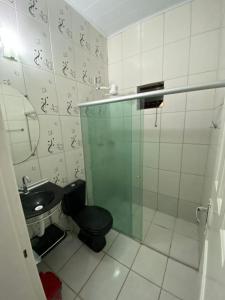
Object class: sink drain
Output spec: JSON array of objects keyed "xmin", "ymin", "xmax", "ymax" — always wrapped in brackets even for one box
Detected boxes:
[{"xmin": 35, "ymin": 205, "xmax": 43, "ymax": 211}]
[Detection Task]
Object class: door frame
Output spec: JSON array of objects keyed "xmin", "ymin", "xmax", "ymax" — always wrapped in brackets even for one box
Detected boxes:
[{"xmin": 0, "ymin": 109, "xmax": 45, "ymax": 299}]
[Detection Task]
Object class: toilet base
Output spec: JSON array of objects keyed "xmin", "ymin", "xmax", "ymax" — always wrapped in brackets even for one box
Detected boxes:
[{"xmin": 78, "ymin": 230, "xmax": 106, "ymax": 252}]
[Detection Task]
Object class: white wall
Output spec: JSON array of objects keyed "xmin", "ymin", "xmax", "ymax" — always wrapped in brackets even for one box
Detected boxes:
[{"xmin": 107, "ymin": 0, "xmax": 225, "ymax": 223}]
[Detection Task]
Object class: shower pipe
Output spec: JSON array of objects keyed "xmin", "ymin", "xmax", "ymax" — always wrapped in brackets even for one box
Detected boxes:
[{"xmin": 78, "ymin": 81, "xmax": 225, "ymax": 108}]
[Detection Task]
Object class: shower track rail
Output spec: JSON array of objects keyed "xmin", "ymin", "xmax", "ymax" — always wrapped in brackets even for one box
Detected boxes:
[{"xmin": 78, "ymin": 81, "xmax": 225, "ymax": 107}]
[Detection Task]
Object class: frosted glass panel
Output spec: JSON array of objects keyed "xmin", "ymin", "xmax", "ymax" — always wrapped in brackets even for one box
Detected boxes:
[{"xmin": 80, "ymin": 100, "xmax": 143, "ymax": 240}]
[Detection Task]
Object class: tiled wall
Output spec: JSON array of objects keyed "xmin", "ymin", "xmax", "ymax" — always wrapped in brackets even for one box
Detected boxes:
[
  {"xmin": 107, "ymin": 0, "xmax": 225, "ymax": 222},
  {"xmin": 197, "ymin": 1, "xmax": 225, "ymax": 295},
  {"xmin": 0, "ymin": 0, "xmax": 108, "ymax": 189}
]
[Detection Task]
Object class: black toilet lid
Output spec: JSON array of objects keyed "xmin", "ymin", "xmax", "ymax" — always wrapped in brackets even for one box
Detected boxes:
[{"xmin": 75, "ymin": 206, "xmax": 113, "ymax": 235}]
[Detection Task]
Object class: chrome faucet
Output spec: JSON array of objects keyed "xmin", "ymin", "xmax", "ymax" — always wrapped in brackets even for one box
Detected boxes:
[{"xmin": 19, "ymin": 176, "xmax": 31, "ymax": 194}]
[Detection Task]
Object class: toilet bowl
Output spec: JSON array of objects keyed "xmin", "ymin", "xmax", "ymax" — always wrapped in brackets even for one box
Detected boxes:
[{"xmin": 62, "ymin": 180, "xmax": 113, "ymax": 252}]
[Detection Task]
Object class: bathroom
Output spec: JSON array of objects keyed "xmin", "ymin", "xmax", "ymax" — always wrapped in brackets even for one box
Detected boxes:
[{"xmin": 0, "ymin": 0, "xmax": 225, "ymax": 299}]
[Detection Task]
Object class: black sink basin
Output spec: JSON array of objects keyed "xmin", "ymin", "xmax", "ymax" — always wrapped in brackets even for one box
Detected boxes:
[{"xmin": 20, "ymin": 182, "xmax": 64, "ymax": 220}]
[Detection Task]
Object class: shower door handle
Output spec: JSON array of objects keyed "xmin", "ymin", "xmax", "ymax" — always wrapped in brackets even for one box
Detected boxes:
[{"xmin": 196, "ymin": 203, "xmax": 211, "ymax": 224}]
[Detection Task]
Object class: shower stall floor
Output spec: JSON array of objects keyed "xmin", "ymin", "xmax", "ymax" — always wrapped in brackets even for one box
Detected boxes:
[{"xmin": 140, "ymin": 207, "xmax": 200, "ymax": 269}]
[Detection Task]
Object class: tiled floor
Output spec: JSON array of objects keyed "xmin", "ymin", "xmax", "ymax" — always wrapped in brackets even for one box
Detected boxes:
[
  {"xmin": 38, "ymin": 218, "xmax": 201, "ymax": 300},
  {"xmin": 142, "ymin": 208, "xmax": 200, "ymax": 268}
]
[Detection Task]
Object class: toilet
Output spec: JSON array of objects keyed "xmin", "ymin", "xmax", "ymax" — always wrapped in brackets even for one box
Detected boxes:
[{"xmin": 62, "ymin": 180, "xmax": 113, "ymax": 252}]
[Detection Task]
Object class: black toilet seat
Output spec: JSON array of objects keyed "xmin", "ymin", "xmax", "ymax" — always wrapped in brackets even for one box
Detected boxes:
[{"xmin": 74, "ymin": 206, "xmax": 113, "ymax": 236}]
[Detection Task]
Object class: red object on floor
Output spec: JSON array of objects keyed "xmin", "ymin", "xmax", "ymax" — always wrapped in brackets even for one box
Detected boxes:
[{"xmin": 39, "ymin": 272, "xmax": 62, "ymax": 300}]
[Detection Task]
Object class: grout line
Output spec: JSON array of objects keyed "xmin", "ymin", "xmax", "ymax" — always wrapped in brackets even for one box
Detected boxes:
[
  {"xmin": 115, "ymin": 243, "xmax": 142, "ymax": 300},
  {"xmin": 77, "ymin": 252, "xmax": 106, "ymax": 295}
]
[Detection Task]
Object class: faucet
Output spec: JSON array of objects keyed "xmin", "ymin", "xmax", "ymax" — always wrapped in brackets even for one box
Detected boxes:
[{"xmin": 19, "ymin": 176, "xmax": 31, "ymax": 194}]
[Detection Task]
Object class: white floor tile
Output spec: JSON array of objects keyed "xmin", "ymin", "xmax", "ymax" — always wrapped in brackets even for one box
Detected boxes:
[
  {"xmin": 132, "ymin": 246, "xmax": 167, "ymax": 286},
  {"xmin": 80, "ymin": 255, "xmax": 129, "ymax": 300},
  {"xmin": 108, "ymin": 234, "xmax": 140, "ymax": 267},
  {"xmin": 61, "ymin": 283, "xmax": 76, "ymax": 300},
  {"xmin": 170, "ymin": 234, "xmax": 199, "ymax": 268},
  {"xmin": 163, "ymin": 259, "xmax": 199, "ymax": 300},
  {"xmin": 37, "ymin": 261, "xmax": 51, "ymax": 273},
  {"xmin": 144, "ymin": 224, "xmax": 173, "ymax": 255},
  {"xmin": 153, "ymin": 212, "xmax": 176, "ymax": 230},
  {"xmin": 58, "ymin": 245, "xmax": 104, "ymax": 293},
  {"xmin": 43, "ymin": 235, "xmax": 82, "ymax": 272},
  {"xmin": 143, "ymin": 218, "xmax": 152, "ymax": 239},
  {"xmin": 174, "ymin": 218, "xmax": 199, "ymax": 240},
  {"xmin": 118, "ymin": 271, "xmax": 160, "ymax": 300},
  {"xmin": 104, "ymin": 229, "xmax": 119, "ymax": 251},
  {"xmin": 160, "ymin": 290, "xmax": 180, "ymax": 300},
  {"xmin": 143, "ymin": 207, "xmax": 156, "ymax": 222}
]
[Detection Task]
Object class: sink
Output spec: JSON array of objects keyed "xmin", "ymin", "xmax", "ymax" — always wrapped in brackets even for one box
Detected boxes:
[{"xmin": 20, "ymin": 182, "xmax": 64, "ymax": 220}]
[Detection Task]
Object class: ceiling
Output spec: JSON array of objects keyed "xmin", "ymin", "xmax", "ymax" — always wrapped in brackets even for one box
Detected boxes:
[{"xmin": 66, "ymin": 0, "xmax": 186, "ymax": 36}]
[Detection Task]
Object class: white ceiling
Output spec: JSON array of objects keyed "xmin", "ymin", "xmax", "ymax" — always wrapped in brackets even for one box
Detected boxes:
[{"xmin": 66, "ymin": 0, "xmax": 186, "ymax": 36}]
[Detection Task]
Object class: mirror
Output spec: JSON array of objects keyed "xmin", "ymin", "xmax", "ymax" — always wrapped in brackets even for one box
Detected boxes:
[{"xmin": 0, "ymin": 84, "xmax": 40, "ymax": 165}]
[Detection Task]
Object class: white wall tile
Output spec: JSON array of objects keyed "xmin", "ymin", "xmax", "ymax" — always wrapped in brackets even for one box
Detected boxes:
[
  {"xmin": 141, "ymin": 14, "xmax": 164, "ymax": 52},
  {"xmin": 141, "ymin": 47, "xmax": 163, "ymax": 84},
  {"xmin": 122, "ymin": 55, "xmax": 140, "ymax": 89},
  {"xmin": 160, "ymin": 112, "xmax": 185, "ymax": 143},
  {"xmin": 187, "ymin": 72, "xmax": 217, "ymax": 111},
  {"xmin": 122, "ymin": 24, "xmax": 140, "ymax": 58},
  {"xmin": 178, "ymin": 200, "xmax": 199, "ymax": 223},
  {"xmin": 163, "ymin": 39, "xmax": 190, "ymax": 79},
  {"xmin": 143, "ymin": 190, "xmax": 158, "ymax": 210},
  {"xmin": 184, "ymin": 110, "xmax": 212, "ymax": 145},
  {"xmin": 144, "ymin": 113, "xmax": 160, "ymax": 142},
  {"xmin": 159, "ymin": 143, "xmax": 182, "ymax": 172},
  {"xmin": 219, "ymin": 28, "xmax": 225, "ymax": 70},
  {"xmin": 191, "ymin": 0, "xmax": 222, "ymax": 35},
  {"xmin": 108, "ymin": 33, "xmax": 122, "ymax": 63},
  {"xmin": 143, "ymin": 167, "xmax": 158, "ymax": 193},
  {"xmin": 163, "ymin": 77, "xmax": 187, "ymax": 113},
  {"xmin": 180, "ymin": 173, "xmax": 204, "ymax": 203},
  {"xmin": 143, "ymin": 142, "xmax": 159, "ymax": 169},
  {"xmin": 164, "ymin": 3, "xmax": 191, "ymax": 44},
  {"xmin": 158, "ymin": 170, "xmax": 180, "ymax": 198},
  {"xmin": 108, "ymin": 62, "xmax": 123, "ymax": 89},
  {"xmin": 189, "ymin": 30, "xmax": 220, "ymax": 74},
  {"xmin": 181, "ymin": 144, "xmax": 208, "ymax": 175},
  {"xmin": 158, "ymin": 193, "xmax": 178, "ymax": 217}
]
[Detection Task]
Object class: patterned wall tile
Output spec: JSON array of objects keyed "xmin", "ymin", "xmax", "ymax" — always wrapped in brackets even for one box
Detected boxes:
[
  {"xmin": 60, "ymin": 115, "xmax": 82, "ymax": 151},
  {"xmin": 17, "ymin": 12, "xmax": 53, "ymax": 71},
  {"xmin": 16, "ymin": 0, "xmax": 48, "ymax": 24},
  {"xmin": 51, "ymin": 31, "xmax": 75, "ymax": 79},
  {"xmin": 55, "ymin": 76, "xmax": 79, "ymax": 116},
  {"xmin": 0, "ymin": 59, "xmax": 26, "ymax": 94},
  {"xmin": 14, "ymin": 157, "xmax": 41, "ymax": 186},
  {"xmin": 65, "ymin": 148, "xmax": 84, "ymax": 183},
  {"xmin": 37, "ymin": 115, "xmax": 63, "ymax": 157},
  {"xmin": 39, "ymin": 152, "xmax": 67, "ymax": 186},
  {"xmin": 48, "ymin": 0, "xmax": 72, "ymax": 40},
  {"xmin": 23, "ymin": 65, "xmax": 59, "ymax": 114}
]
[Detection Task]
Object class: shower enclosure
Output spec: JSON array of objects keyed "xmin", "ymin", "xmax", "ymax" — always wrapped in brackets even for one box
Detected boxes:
[
  {"xmin": 80, "ymin": 100, "xmax": 144, "ymax": 241},
  {"xmin": 80, "ymin": 81, "xmax": 225, "ymax": 269}
]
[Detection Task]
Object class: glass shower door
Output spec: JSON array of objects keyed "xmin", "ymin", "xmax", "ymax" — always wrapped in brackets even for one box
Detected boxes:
[{"xmin": 80, "ymin": 100, "xmax": 143, "ymax": 241}]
